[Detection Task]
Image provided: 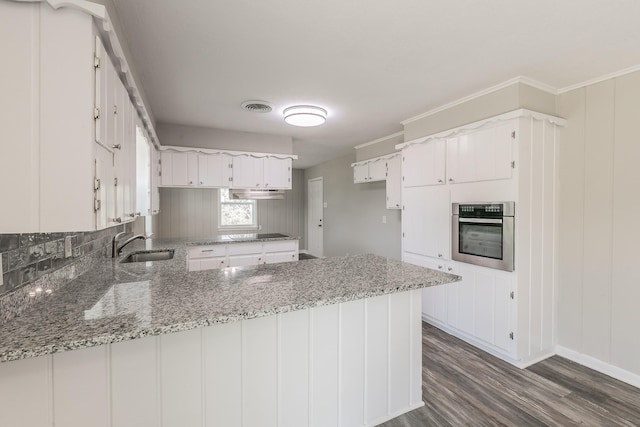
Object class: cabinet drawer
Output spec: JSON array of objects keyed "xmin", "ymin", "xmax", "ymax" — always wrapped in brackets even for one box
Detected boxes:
[
  {"xmin": 228, "ymin": 254, "xmax": 263, "ymax": 267},
  {"xmin": 228, "ymin": 242, "xmax": 263, "ymax": 255},
  {"xmin": 264, "ymin": 240, "xmax": 298, "ymax": 253},
  {"xmin": 188, "ymin": 245, "xmax": 226, "ymax": 259},
  {"xmin": 264, "ymin": 252, "xmax": 298, "ymax": 264}
]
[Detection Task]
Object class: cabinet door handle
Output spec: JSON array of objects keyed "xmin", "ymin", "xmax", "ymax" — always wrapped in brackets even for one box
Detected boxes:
[
  {"xmin": 447, "ymin": 267, "xmax": 453, "ymax": 272},
  {"xmin": 438, "ymin": 253, "xmax": 442, "ymax": 258},
  {"xmin": 449, "ymin": 178, "xmax": 454, "ymax": 183},
  {"xmin": 112, "ymin": 144, "xmax": 122, "ymax": 150},
  {"xmin": 201, "ymin": 249, "xmax": 215, "ymax": 253},
  {"xmin": 438, "ymin": 179, "xmax": 443, "ymax": 183},
  {"xmin": 438, "ymin": 265, "xmax": 443, "ymax": 269}
]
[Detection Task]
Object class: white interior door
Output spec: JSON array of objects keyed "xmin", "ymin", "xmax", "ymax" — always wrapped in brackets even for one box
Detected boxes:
[{"xmin": 307, "ymin": 177, "xmax": 324, "ymax": 257}]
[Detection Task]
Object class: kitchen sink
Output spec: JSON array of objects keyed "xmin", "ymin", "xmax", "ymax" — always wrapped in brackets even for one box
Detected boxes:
[{"xmin": 120, "ymin": 249, "xmax": 175, "ymax": 263}]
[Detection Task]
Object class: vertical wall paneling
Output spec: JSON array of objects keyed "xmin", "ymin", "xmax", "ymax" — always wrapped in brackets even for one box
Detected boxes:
[
  {"xmin": 277, "ymin": 310, "xmax": 310, "ymax": 427},
  {"xmin": 365, "ymin": 294, "xmax": 390, "ymax": 424},
  {"xmin": 339, "ymin": 299, "xmax": 365, "ymax": 427},
  {"xmin": 0, "ymin": 355, "xmax": 51, "ymax": 427},
  {"xmin": 516, "ymin": 117, "xmax": 533, "ymax": 358},
  {"xmin": 611, "ymin": 72, "xmax": 640, "ymax": 374},
  {"xmin": 542, "ymin": 120, "xmax": 556, "ymax": 351},
  {"xmin": 160, "ymin": 328, "xmax": 203, "ymax": 427},
  {"xmin": 557, "ymin": 89, "xmax": 586, "ymax": 351},
  {"xmin": 242, "ymin": 315, "xmax": 278, "ymax": 427},
  {"xmin": 474, "ymin": 272, "xmax": 495, "ymax": 344},
  {"xmin": 53, "ymin": 346, "xmax": 110, "ymax": 427},
  {"xmin": 110, "ymin": 336, "xmax": 159, "ymax": 427},
  {"xmin": 582, "ymin": 80, "xmax": 615, "ymax": 362},
  {"xmin": 204, "ymin": 321, "xmax": 242, "ymax": 427},
  {"xmin": 388, "ymin": 291, "xmax": 411, "ymax": 413},
  {"xmin": 529, "ymin": 118, "xmax": 544, "ymax": 354},
  {"xmin": 311, "ymin": 304, "xmax": 339, "ymax": 427}
]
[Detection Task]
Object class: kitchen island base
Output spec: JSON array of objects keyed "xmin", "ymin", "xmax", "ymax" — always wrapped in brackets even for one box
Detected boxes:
[{"xmin": 0, "ymin": 290, "xmax": 423, "ymax": 427}]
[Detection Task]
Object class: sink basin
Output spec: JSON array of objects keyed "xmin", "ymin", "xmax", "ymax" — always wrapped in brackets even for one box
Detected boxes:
[{"xmin": 120, "ymin": 249, "xmax": 175, "ymax": 263}]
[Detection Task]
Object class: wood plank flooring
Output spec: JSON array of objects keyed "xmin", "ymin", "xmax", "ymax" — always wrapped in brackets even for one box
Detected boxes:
[{"xmin": 380, "ymin": 322, "xmax": 640, "ymax": 426}]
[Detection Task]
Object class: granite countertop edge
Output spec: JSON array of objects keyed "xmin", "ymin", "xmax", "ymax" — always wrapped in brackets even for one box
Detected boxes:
[{"xmin": 0, "ymin": 237, "xmax": 460, "ymax": 363}]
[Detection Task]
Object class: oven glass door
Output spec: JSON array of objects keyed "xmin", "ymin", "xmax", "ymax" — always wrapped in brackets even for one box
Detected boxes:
[{"xmin": 458, "ymin": 219, "xmax": 503, "ymax": 260}]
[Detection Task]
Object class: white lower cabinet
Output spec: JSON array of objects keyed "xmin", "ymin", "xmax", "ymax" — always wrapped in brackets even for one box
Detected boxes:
[
  {"xmin": 187, "ymin": 240, "xmax": 299, "ymax": 272},
  {"xmin": 402, "ymin": 186, "xmax": 450, "ymax": 260}
]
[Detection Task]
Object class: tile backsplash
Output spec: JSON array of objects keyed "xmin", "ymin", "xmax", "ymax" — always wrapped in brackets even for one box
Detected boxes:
[{"xmin": 0, "ymin": 224, "xmax": 132, "ymax": 298}]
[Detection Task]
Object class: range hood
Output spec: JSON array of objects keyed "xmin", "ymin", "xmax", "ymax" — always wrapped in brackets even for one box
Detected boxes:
[{"xmin": 230, "ymin": 189, "xmax": 285, "ymax": 200}]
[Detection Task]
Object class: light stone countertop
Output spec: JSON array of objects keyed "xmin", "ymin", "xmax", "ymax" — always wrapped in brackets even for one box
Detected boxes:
[{"xmin": 0, "ymin": 238, "xmax": 460, "ymax": 363}]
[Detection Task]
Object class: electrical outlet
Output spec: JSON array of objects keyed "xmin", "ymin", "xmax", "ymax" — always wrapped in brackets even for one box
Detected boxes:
[
  {"xmin": 323, "ymin": 202, "xmax": 328, "ymax": 208},
  {"xmin": 382, "ymin": 215, "xmax": 387, "ymax": 224},
  {"xmin": 64, "ymin": 236, "xmax": 73, "ymax": 258}
]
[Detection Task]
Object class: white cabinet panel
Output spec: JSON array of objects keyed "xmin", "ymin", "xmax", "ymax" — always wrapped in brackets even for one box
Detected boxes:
[
  {"xmin": 402, "ymin": 186, "xmax": 450, "ymax": 259},
  {"xmin": 389, "ymin": 291, "xmax": 411, "ymax": 414},
  {"xmin": 264, "ymin": 251, "xmax": 297, "ymax": 264},
  {"xmin": 402, "ymin": 140, "xmax": 446, "ymax": 187},
  {"xmin": 386, "ymin": 155, "xmax": 402, "ymax": 209},
  {"xmin": 353, "ymin": 163, "xmax": 369, "ymax": 183},
  {"xmin": 311, "ymin": 304, "xmax": 339, "ymax": 427},
  {"xmin": 446, "ymin": 123, "xmax": 514, "ymax": 184},
  {"xmin": 264, "ymin": 157, "xmax": 291, "ymax": 189},
  {"xmin": 110, "ymin": 336, "xmax": 159, "ymax": 427},
  {"xmin": 368, "ymin": 158, "xmax": 387, "ymax": 181},
  {"xmin": 204, "ymin": 322, "xmax": 242, "ymax": 427},
  {"xmin": 0, "ymin": 356, "xmax": 51, "ymax": 427},
  {"xmin": 53, "ymin": 346, "xmax": 109, "ymax": 427},
  {"xmin": 227, "ymin": 242, "xmax": 262, "ymax": 255},
  {"xmin": 366, "ymin": 295, "xmax": 389, "ymax": 424},
  {"xmin": 188, "ymin": 245, "xmax": 226, "ymax": 259},
  {"xmin": 160, "ymin": 329, "xmax": 202, "ymax": 427},
  {"xmin": 200, "ymin": 257, "xmax": 227, "ymax": 270},
  {"xmin": 278, "ymin": 310, "xmax": 310, "ymax": 427},
  {"xmin": 228, "ymin": 254, "xmax": 263, "ymax": 267},
  {"xmin": 232, "ymin": 154, "xmax": 263, "ymax": 188},
  {"xmin": 475, "ymin": 272, "xmax": 495, "ymax": 344},
  {"xmin": 266, "ymin": 239, "xmax": 298, "ymax": 252},
  {"xmin": 198, "ymin": 153, "xmax": 232, "ymax": 187},
  {"xmin": 242, "ymin": 316, "xmax": 277, "ymax": 427},
  {"xmin": 340, "ymin": 300, "xmax": 365, "ymax": 427}
]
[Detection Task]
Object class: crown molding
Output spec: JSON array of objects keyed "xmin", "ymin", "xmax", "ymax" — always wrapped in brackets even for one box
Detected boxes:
[
  {"xmin": 400, "ymin": 76, "xmax": 557, "ymax": 126},
  {"xmin": 354, "ymin": 131, "xmax": 404, "ymax": 150},
  {"xmin": 558, "ymin": 63, "xmax": 640, "ymax": 94}
]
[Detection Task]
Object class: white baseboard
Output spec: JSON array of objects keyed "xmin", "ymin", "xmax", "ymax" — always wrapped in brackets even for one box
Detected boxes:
[
  {"xmin": 366, "ymin": 401, "xmax": 425, "ymax": 427},
  {"xmin": 556, "ymin": 346, "xmax": 640, "ymax": 389}
]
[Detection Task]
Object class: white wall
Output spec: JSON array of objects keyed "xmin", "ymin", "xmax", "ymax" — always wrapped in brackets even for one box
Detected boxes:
[
  {"xmin": 157, "ymin": 123, "xmax": 293, "ymax": 155},
  {"xmin": 304, "ymin": 153, "xmax": 402, "ymax": 260},
  {"xmin": 157, "ymin": 169, "xmax": 305, "ymax": 248},
  {"xmin": 556, "ymin": 70, "xmax": 640, "ymax": 378}
]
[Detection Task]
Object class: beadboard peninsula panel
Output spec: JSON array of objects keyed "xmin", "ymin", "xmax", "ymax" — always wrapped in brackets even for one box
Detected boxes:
[{"xmin": 0, "ymin": 290, "xmax": 423, "ymax": 427}]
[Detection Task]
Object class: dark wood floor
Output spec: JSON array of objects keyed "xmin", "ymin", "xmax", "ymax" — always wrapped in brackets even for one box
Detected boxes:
[{"xmin": 380, "ymin": 322, "xmax": 640, "ymax": 427}]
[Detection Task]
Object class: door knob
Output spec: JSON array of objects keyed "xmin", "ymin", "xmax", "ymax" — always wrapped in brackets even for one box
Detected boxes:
[{"xmin": 318, "ymin": 225, "xmax": 322, "ymax": 227}]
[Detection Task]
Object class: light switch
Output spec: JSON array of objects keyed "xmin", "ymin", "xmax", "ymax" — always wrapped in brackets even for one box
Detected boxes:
[
  {"xmin": 382, "ymin": 215, "xmax": 387, "ymax": 224},
  {"xmin": 323, "ymin": 202, "xmax": 328, "ymax": 208}
]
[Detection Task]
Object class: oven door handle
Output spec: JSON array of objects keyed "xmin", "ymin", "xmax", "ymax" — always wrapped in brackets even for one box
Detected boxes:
[{"xmin": 458, "ymin": 217, "xmax": 503, "ymax": 224}]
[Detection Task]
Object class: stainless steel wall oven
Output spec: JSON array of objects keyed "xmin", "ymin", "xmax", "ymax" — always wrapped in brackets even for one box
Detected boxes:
[{"xmin": 452, "ymin": 202, "xmax": 515, "ymax": 272}]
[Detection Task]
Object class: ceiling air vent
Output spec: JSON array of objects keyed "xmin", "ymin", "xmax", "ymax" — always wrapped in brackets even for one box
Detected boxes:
[{"xmin": 241, "ymin": 100, "xmax": 272, "ymax": 113}]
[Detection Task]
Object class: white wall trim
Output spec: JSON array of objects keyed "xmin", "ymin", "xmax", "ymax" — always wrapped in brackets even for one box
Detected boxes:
[
  {"xmin": 400, "ymin": 76, "xmax": 557, "ymax": 125},
  {"xmin": 366, "ymin": 401, "xmax": 425, "ymax": 427},
  {"xmin": 354, "ymin": 131, "xmax": 404, "ymax": 150},
  {"xmin": 396, "ymin": 108, "xmax": 566, "ymax": 150},
  {"xmin": 350, "ymin": 152, "xmax": 399, "ymax": 167},
  {"xmin": 558, "ymin": 63, "xmax": 640, "ymax": 94},
  {"xmin": 159, "ymin": 145, "xmax": 298, "ymax": 160},
  {"xmin": 556, "ymin": 346, "xmax": 640, "ymax": 389}
]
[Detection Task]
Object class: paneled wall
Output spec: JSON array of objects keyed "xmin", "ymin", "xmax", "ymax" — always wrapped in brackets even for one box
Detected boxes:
[
  {"xmin": 157, "ymin": 169, "xmax": 305, "ymax": 248},
  {"xmin": 557, "ymin": 70, "xmax": 640, "ymax": 380},
  {"xmin": 0, "ymin": 290, "xmax": 423, "ymax": 427}
]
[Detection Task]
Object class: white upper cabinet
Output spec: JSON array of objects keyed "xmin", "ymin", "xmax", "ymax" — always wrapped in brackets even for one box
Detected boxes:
[
  {"xmin": 446, "ymin": 122, "xmax": 514, "ymax": 184},
  {"xmin": 231, "ymin": 155, "xmax": 264, "ymax": 188},
  {"xmin": 198, "ymin": 153, "xmax": 232, "ymax": 187},
  {"xmin": 386, "ymin": 155, "xmax": 402, "ymax": 209},
  {"xmin": 353, "ymin": 158, "xmax": 386, "ymax": 183},
  {"xmin": 160, "ymin": 151, "xmax": 198, "ymax": 187},
  {"xmin": 402, "ymin": 140, "xmax": 446, "ymax": 187},
  {"xmin": 263, "ymin": 157, "xmax": 292, "ymax": 189}
]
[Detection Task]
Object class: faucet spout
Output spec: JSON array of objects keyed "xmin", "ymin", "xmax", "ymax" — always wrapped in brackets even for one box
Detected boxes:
[{"xmin": 113, "ymin": 234, "xmax": 147, "ymax": 257}]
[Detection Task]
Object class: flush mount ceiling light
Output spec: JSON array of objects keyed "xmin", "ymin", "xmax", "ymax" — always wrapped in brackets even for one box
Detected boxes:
[{"xmin": 283, "ymin": 105, "xmax": 327, "ymax": 127}]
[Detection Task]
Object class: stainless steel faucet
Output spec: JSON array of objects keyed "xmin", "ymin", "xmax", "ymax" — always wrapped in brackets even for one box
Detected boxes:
[{"xmin": 112, "ymin": 232, "xmax": 147, "ymax": 257}]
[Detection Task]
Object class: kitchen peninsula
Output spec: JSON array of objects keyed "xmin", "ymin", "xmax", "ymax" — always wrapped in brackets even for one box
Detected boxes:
[{"xmin": 0, "ymin": 239, "xmax": 459, "ymax": 427}]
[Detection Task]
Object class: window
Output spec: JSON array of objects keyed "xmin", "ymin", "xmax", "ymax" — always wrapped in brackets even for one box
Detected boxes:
[{"xmin": 219, "ymin": 189, "xmax": 257, "ymax": 229}]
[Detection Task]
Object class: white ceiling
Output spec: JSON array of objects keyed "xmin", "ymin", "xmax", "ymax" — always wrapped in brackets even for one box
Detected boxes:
[{"xmin": 112, "ymin": 0, "xmax": 640, "ymax": 168}]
